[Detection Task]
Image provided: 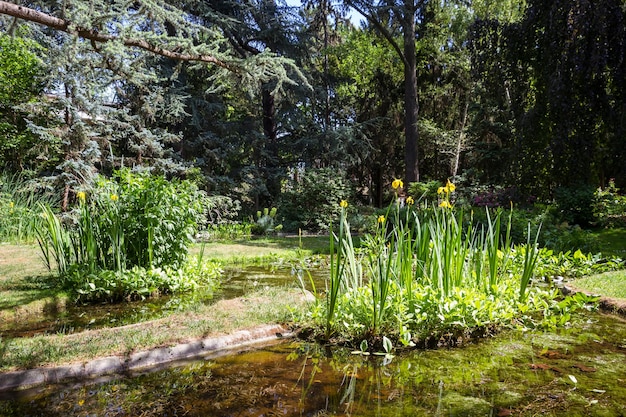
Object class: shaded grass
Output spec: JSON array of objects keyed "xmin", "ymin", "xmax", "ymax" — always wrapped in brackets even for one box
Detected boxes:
[
  {"xmin": 194, "ymin": 235, "xmax": 332, "ymax": 260},
  {"xmin": 0, "ymin": 286, "xmax": 307, "ymax": 371},
  {"xmin": 589, "ymin": 228, "xmax": 626, "ymax": 257},
  {"xmin": 0, "ymin": 244, "xmax": 69, "ymax": 321},
  {"xmin": 572, "ymin": 270, "xmax": 626, "ymax": 300}
]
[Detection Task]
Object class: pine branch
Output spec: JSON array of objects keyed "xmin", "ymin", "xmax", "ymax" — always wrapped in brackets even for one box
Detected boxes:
[{"xmin": 0, "ymin": 1, "xmax": 238, "ymax": 72}]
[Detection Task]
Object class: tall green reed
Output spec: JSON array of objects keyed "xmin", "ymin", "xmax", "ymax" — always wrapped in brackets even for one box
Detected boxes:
[
  {"xmin": 519, "ymin": 222, "xmax": 542, "ymax": 301},
  {"xmin": 37, "ymin": 202, "xmax": 71, "ymax": 277},
  {"xmin": 317, "ymin": 179, "xmax": 543, "ymax": 341},
  {"xmin": 0, "ymin": 173, "xmax": 57, "ymax": 242}
]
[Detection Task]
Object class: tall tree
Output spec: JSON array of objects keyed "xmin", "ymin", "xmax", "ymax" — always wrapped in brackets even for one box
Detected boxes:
[
  {"xmin": 345, "ymin": 0, "xmax": 422, "ymax": 184},
  {"xmin": 469, "ymin": 0, "xmax": 626, "ymax": 198},
  {"xmin": 0, "ymin": 0, "xmax": 305, "ymax": 205}
]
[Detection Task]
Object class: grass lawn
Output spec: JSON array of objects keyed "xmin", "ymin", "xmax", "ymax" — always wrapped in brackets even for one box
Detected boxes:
[
  {"xmin": 589, "ymin": 228, "xmax": 626, "ymax": 257},
  {"xmin": 194, "ymin": 235, "xmax": 331, "ymax": 261},
  {"xmin": 571, "ymin": 270, "xmax": 626, "ymax": 300},
  {"xmin": 0, "ymin": 237, "xmax": 322, "ymax": 371}
]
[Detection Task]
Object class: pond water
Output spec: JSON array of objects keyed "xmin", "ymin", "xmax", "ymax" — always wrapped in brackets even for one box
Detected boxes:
[
  {"xmin": 0, "ymin": 265, "xmax": 326, "ymax": 338},
  {"xmin": 1, "ymin": 312, "xmax": 626, "ymax": 416}
]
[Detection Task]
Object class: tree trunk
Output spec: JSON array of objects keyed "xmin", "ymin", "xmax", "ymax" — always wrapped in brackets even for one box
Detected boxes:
[
  {"xmin": 403, "ymin": 8, "xmax": 420, "ymax": 185},
  {"xmin": 262, "ymin": 86, "xmax": 281, "ymax": 201}
]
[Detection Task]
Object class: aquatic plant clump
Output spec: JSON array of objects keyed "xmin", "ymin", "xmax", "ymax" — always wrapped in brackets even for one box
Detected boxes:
[
  {"xmin": 303, "ymin": 180, "xmax": 602, "ymax": 348},
  {"xmin": 36, "ymin": 170, "xmax": 215, "ymax": 302}
]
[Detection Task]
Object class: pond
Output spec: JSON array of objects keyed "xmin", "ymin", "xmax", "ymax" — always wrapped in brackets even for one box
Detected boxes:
[
  {"xmin": 1, "ymin": 312, "xmax": 625, "ymax": 416},
  {"xmin": 0, "ymin": 265, "xmax": 327, "ymax": 338}
]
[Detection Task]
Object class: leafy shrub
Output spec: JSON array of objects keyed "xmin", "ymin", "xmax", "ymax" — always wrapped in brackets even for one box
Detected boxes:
[
  {"xmin": 278, "ymin": 168, "xmax": 353, "ymax": 232},
  {"xmin": 199, "ymin": 195, "xmax": 242, "ymax": 228},
  {"xmin": 63, "ymin": 261, "xmax": 221, "ymax": 302},
  {"xmin": 251, "ymin": 207, "xmax": 283, "ymax": 235},
  {"xmin": 407, "ymin": 180, "xmax": 440, "ymax": 205},
  {"xmin": 554, "ymin": 184, "xmax": 596, "ymax": 226},
  {"xmin": 114, "ymin": 169, "xmax": 202, "ymax": 269},
  {"xmin": 593, "ymin": 179, "xmax": 626, "ymax": 228},
  {"xmin": 37, "ymin": 170, "xmax": 208, "ymax": 301}
]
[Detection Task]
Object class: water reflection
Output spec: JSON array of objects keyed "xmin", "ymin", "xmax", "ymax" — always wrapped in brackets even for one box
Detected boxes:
[
  {"xmin": 2, "ymin": 312, "xmax": 626, "ymax": 416},
  {"xmin": 0, "ymin": 265, "xmax": 326, "ymax": 338}
]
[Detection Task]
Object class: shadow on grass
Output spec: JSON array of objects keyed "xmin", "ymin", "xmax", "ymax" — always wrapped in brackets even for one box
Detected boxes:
[
  {"xmin": 591, "ymin": 228, "xmax": 626, "ymax": 257},
  {"xmin": 0, "ymin": 275, "xmax": 64, "ymax": 311}
]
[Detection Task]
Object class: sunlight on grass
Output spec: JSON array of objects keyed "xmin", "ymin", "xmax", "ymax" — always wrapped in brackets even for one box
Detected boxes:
[
  {"xmin": 0, "ymin": 244, "xmax": 48, "ymax": 281},
  {"xmin": 572, "ymin": 270, "xmax": 626, "ymax": 300},
  {"xmin": 192, "ymin": 236, "xmax": 330, "ymax": 261},
  {"xmin": 0, "ymin": 287, "xmax": 307, "ymax": 371}
]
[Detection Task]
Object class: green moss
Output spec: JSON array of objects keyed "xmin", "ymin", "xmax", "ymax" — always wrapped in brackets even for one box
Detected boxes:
[{"xmin": 441, "ymin": 392, "xmax": 492, "ymax": 416}]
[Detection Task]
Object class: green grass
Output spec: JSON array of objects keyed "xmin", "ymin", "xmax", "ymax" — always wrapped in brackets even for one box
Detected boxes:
[
  {"xmin": 589, "ymin": 228, "xmax": 626, "ymax": 257},
  {"xmin": 0, "ymin": 244, "xmax": 68, "ymax": 321},
  {"xmin": 0, "ymin": 287, "xmax": 308, "ymax": 371},
  {"xmin": 572, "ymin": 270, "xmax": 626, "ymax": 300},
  {"xmin": 194, "ymin": 235, "xmax": 332, "ymax": 261}
]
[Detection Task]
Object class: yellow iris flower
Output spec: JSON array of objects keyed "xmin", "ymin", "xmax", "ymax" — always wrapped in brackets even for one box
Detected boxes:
[
  {"xmin": 377, "ymin": 215, "xmax": 385, "ymax": 224},
  {"xmin": 392, "ymin": 179, "xmax": 404, "ymax": 190},
  {"xmin": 446, "ymin": 179, "xmax": 456, "ymax": 193},
  {"xmin": 340, "ymin": 200, "xmax": 348, "ymax": 208},
  {"xmin": 76, "ymin": 191, "xmax": 86, "ymax": 201},
  {"xmin": 439, "ymin": 200, "xmax": 452, "ymax": 209},
  {"xmin": 406, "ymin": 196, "xmax": 414, "ymax": 205}
]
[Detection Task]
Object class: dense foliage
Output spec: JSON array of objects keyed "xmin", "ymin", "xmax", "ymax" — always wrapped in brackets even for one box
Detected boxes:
[
  {"xmin": 0, "ymin": 0, "xmax": 622, "ymax": 217},
  {"xmin": 301, "ymin": 184, "xmax": 623, "ymax": 347},
  {"xmin": 36, "ymin": 170, "xmax": 217, "ymax": 301}
]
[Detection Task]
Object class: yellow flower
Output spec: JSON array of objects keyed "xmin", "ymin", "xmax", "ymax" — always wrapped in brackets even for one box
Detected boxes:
[
  {"xmin": 76, "ymin": 191, "xmax": 86, "ymax": 202},
  {"xmin": 110, "ymin": 194, "xmax": 119, "ymax": 201},
  {"xmin": 340, "ymin": 200, "xmax": 348, "ymax": 208},
  {"xmin": 392, "ymin": 179, "xmax": 404, "ymax": 190},
  {"xmin": 377, "ymin": 215, "xmax": 385, "ymax": 224},
  {"xmin": 446, "ymin": 179, "xmax": 456, "ymax": 193},
  {"xmin": 406, "ymin": 196, "xmax": 414, "ymax": 205},
  {"xmin": 437, "ymin": 186, "xmax": 445, "ymax": 195},
  {"xmin": 439, "ymin": 200, "xmax": 452, "ymax": 209}
]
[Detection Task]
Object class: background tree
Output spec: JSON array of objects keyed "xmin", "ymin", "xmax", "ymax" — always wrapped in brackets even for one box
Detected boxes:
[{"xmin": 469, "ymin": 0, "xmax": 626, "ymax": 209}]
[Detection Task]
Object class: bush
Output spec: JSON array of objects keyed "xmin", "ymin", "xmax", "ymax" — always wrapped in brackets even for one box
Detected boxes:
[
  {"xmin": 37, "ymin": 170, "xmax": 207, "ymax": 301},
  {"xmin": 593, "ymin": 179, "xmax": 626, "ymax": 228},
  {"xmin": 113, "ymin": 169, "xmax": 203, "ymax": 269},
  {"xmin": 554, "ymin": 184, "xmax": 596, "ymax": 226},
  {"xmin": 199, "ymin": 195, "xmax": 242, "ymax": 228},
  {"xmin": 407, "ymin": 180, "xmax": 441, "ymax": 206},
  {"xmin": 278, "ymin": 168, "xmax": 353, "ymax": 232}
]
